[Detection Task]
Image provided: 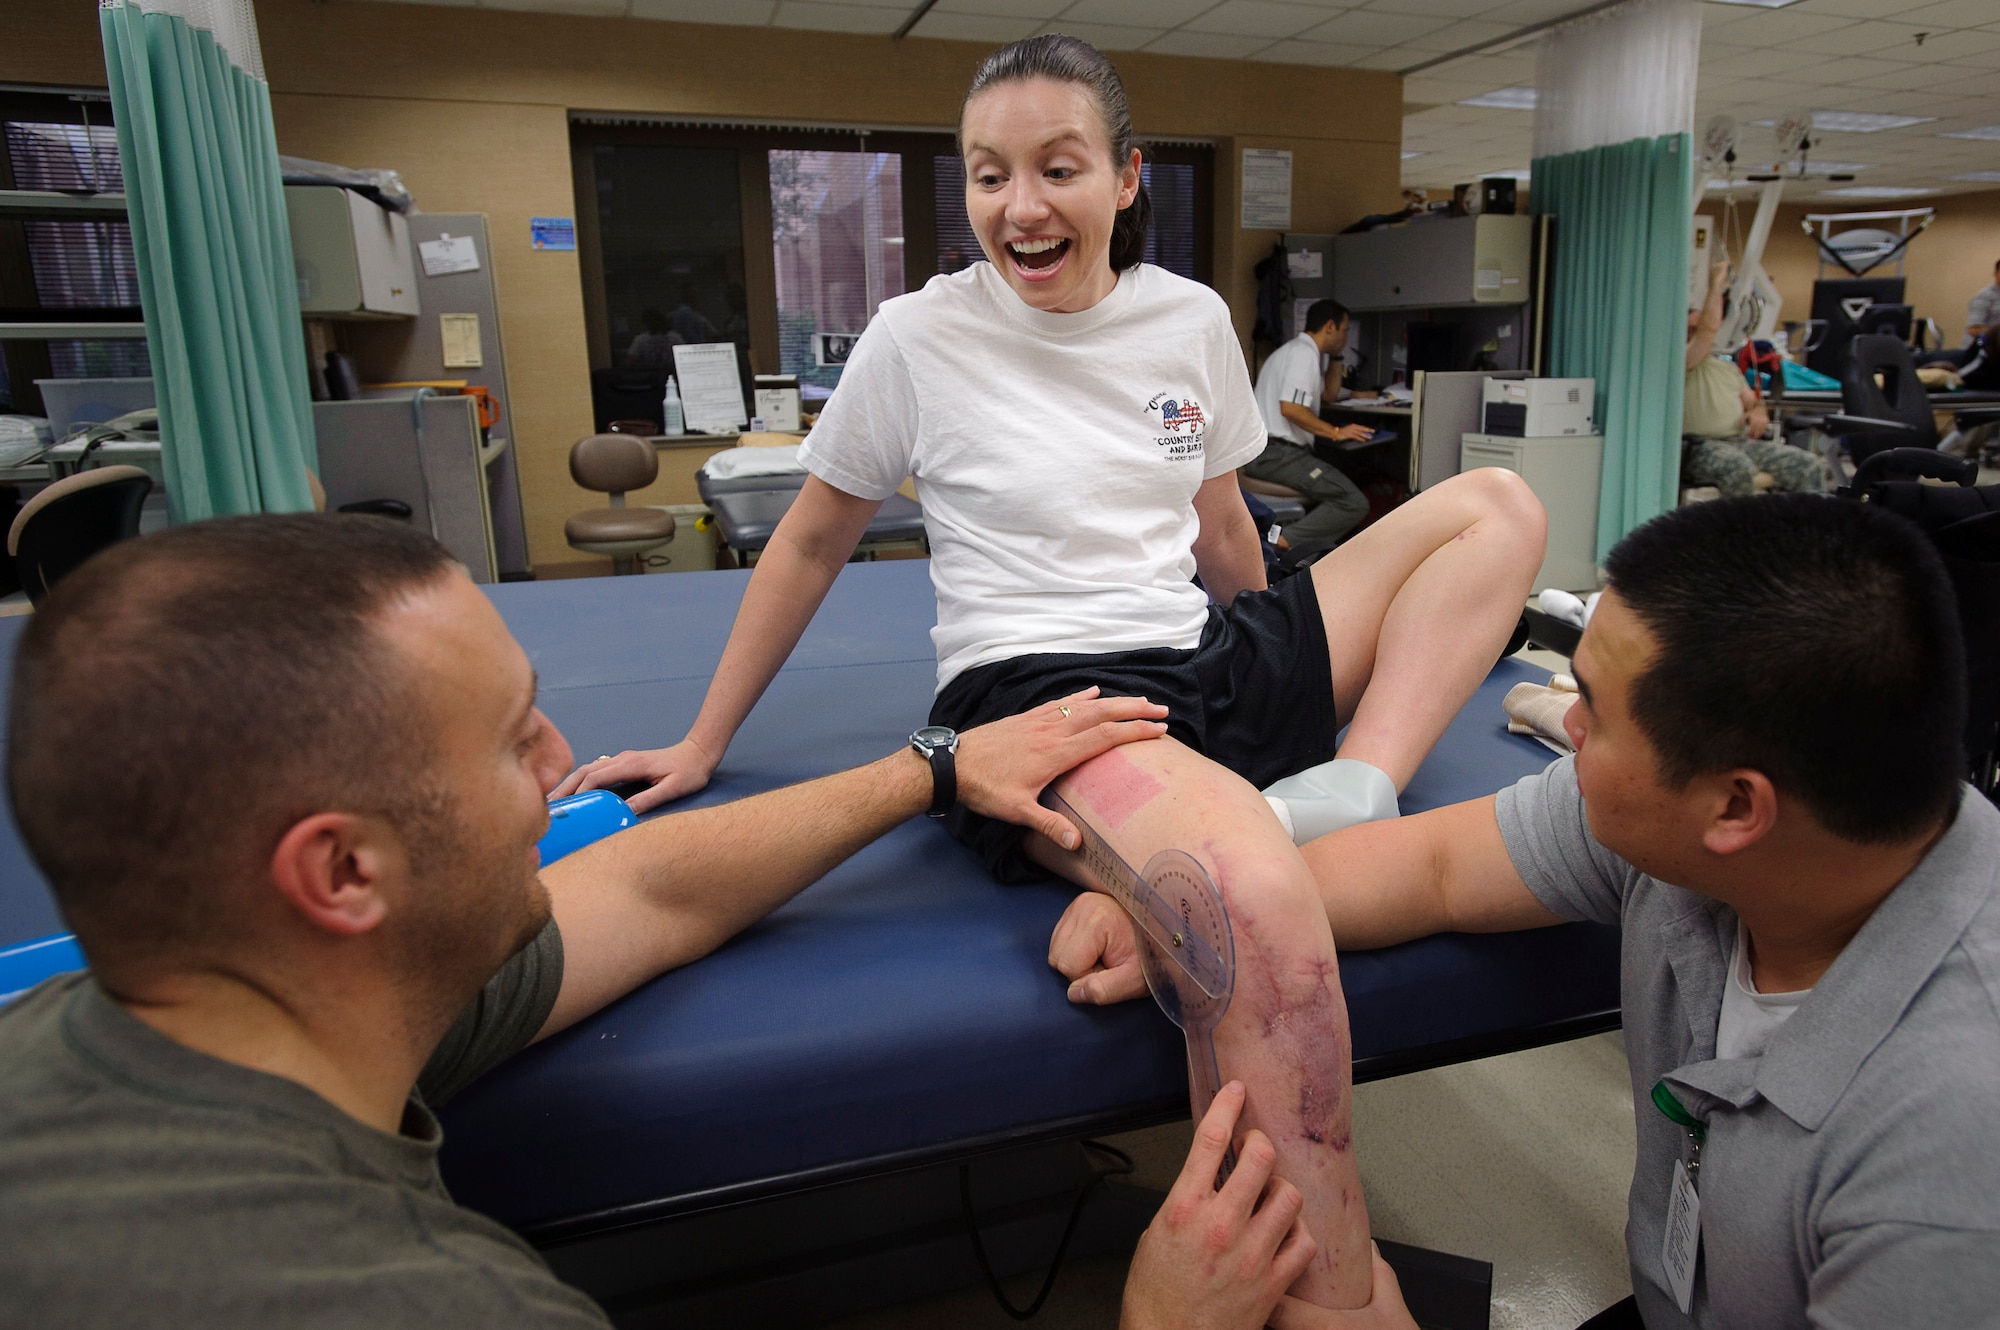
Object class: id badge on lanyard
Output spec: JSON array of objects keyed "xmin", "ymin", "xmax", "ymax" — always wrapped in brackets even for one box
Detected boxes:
[{"xmin": 1653, "ymin": 1081, "xmax": 1705, "ymax": 1315}]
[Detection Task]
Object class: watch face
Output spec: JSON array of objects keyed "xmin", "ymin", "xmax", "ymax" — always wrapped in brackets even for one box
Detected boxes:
[{"xmin": 912, "ymin": 725, "xmax": 955, "ymax": 751}]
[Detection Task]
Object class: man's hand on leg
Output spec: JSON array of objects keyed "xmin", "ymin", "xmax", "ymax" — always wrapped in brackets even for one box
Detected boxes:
[
  {"xmin": 1269, "ymin": 1246, "xmax": 1417, "ymax": 1330},
  {"xmin": 1122, "ymin": 1082, "xmax": 1320, "ymax": 1330}
]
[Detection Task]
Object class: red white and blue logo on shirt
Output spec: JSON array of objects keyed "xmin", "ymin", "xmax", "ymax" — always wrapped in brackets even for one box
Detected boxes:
[{"xmin": 1147, "ymin": 391, "xmax": 1206, "ymax": 461}]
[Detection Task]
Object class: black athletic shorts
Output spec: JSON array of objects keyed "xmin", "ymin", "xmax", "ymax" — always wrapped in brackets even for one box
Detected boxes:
[{"xmin": 928, "ymin": 571, "xmax": 1339, "ymax": 883}]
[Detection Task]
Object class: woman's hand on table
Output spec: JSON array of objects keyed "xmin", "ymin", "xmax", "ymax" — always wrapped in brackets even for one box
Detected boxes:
[
  {"xmin": 551, "ymin": 737, "xmax": 720, "ymax": 814},
  {"xmin": 955, "ymin": 687, "xmax": 1169, "ymax": 850}
]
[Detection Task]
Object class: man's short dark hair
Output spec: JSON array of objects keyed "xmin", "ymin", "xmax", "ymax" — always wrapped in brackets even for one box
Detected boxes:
[
  {"xmin": 1603, "ymin": 495, "xmax": 1965, "ymax": 844},
  {"xmin": 1304, "ymin": 299, "xmax": 1347, "ymax": 334},
  {"xmin": 6, "ymin": 516, "xmax": 459, "ymax": 969}
]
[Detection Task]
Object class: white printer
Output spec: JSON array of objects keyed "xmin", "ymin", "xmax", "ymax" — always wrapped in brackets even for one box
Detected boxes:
[{"xmin": 1480, "ymin": 377, "xmax": 1595, "ymax": 437}]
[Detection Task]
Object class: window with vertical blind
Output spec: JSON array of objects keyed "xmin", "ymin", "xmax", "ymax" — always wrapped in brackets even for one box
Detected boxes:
[
  {"xmin": 570, "ymin": 121, "xmax": 1211, "ymax": 412},
  {"xmin": 770, "ymin": 149, "xmax": 905, "ymax": 390}
]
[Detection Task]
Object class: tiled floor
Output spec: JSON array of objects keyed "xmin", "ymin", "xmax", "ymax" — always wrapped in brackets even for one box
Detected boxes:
[{"xmin": 830, "ymin": 1033, "xmax": 1638, "ymax": 1330}]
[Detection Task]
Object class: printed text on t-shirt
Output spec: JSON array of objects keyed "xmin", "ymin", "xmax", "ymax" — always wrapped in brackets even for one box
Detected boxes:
[{"xmin": 1147, "ymin": 390, "xmax": 1207, "ymax": 461}]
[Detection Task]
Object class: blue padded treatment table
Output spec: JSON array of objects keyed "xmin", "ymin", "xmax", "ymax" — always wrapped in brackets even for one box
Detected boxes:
[
  {"xmin": 0, "ymin": 561, "xmax": 1619, "ymax": 1241},
  {"xmin": 695, "ymin": 469, "xmax": 927, "ymax": 558}
]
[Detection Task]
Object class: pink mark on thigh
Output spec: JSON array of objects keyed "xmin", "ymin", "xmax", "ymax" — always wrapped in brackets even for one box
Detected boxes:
[{"xmin": 1065, "ymin": 748, "xmax": 1167, "ymax": 831}]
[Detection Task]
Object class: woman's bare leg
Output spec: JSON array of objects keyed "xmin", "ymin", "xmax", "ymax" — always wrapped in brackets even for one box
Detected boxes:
[
  {"xmin": 1310, "ymin": 467, "xmax": 1546, "ymax": 789},
  {"xmin": 1028, "ymin": 736, "xmax": 1372, "ymax": 1310}
]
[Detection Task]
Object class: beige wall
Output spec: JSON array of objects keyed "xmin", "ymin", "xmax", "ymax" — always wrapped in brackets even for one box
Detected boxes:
[
  {"xmin": 6, "ymin": 1, "xmax": 1403, "ymax": 568},
  {"xmin": 1703, "ymin": 189, "xmax": 2000, "ymax": 350}
]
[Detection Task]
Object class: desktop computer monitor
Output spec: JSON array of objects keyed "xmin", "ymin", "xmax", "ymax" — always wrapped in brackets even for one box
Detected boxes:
[{"xmin": 1806, "ymin": 277, "xmax": 1907, "ymax": 378}]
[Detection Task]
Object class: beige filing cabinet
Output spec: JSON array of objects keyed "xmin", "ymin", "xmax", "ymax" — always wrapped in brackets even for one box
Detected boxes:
[
  {"xmin": 1460, "ymin": 432, "xmax": 1603, "ymax": 593},
  {"xmin": 286, "ymin": 185, "xmax": 420, "ymax": 318}
]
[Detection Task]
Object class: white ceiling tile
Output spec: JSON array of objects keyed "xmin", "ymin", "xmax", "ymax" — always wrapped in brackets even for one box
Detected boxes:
[
  {"xmin": 1034, "ymin": 19, "xmax": 1163, "ymax": 46},
  {"xmin": 480, "ymin": 0, "xmax": 626, "ymax": 13},
  {"xmin": 1058, "ymin": 0, "xmax": 1217, "ymax": 25},
  {"xmin": 1186, "ymin": 1, "xmax": 1336, "ymax": 39},
  {"xmin": 1789, "ymin": 0, "xmax": 1940, "ymax": 16},
  {"xmin": 1785, "ymin": 18, "xmax": 1930, "ymax": 56},
  {"xmin": 1361, "ymin": 0, "xmax": 1509, "ymax": 16},
  {"xmin": 1706, "ymin": 9, "xmax": 1857, "ymax": 45},
  {"xmin": 1348, "ymin": 44, "xmax": 1423, "ymax": 67},
  {"xmin": 1395, "ymin": 18, "xmax": 1519, "ymax": 51},
  {"xmin": 935, "ymin": 0, "xmax": 1071, "ymax": 18},
  {"xmin": 1804, "ymin": 54, "xmax": 1936, "ymax": 83},
  {"xmin": 1700, "ymin": 46, "xmax": 1828, "ymax": 77},
  {"xmin": 629, "ymin": 0, "xmax": 774, "ymax": 21},
  {"xmin": 1894, "ymin": 27, "xmax": 2000, "ymax": 61},
  {"xmin": 1143, "ymin": 29, "xmax": 1275, "ymax": 56},
  {"xmin": 1472, "ymin": 0, "xmax": 1575, "ymax": 18},
  {"xmin": 1297, "ymin": 8, "xmax": 1449, "ymax": 44},
  {"xmin": 1251, "ymin": 38, "xmax": 1386, "ymax": 64},
  {"xmin": 1897, "ymin": 0, "xmax": 2000, "ymax": 26},
  {"xmin": 768, "ymin": 1, "xmax": 907, "ymax": 31},
  {"xmin": 911, "ymin": 10, "xmax": 1044, "ymax": 38}
]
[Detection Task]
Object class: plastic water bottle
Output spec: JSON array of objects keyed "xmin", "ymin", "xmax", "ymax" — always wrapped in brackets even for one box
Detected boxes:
[{"xmin": 662, "ymin": 377, "xmax": 685, "ymax": 435}]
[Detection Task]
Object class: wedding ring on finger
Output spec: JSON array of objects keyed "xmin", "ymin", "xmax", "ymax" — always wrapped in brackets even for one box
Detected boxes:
[
  {"xmin": 1059, "ymin": 706, "xmax": 1071, "ymax": 718},
  {"xmin": 596, "ymin": 755, "xmax": 613, "ymax": 762}
]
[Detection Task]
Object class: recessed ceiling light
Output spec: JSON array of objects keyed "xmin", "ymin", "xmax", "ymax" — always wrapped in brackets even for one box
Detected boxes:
[
  {"xmin": 1750, "ymin": 111, "xmax": 1936, "ymax": 134},
  {"xmin": 1458, "ymin": 87, "xmax": 1537, "ymax": 110},
  {"xmin": 1947, "ymin": 170, "xmax": 2000, "ymax": 183},
  {"xmin": 1822, "ymin": 185, "xmax": 1936, "ymax": 198},
  {"xmin": 1941, "ymin": 124, "xmax": 2000, "ymax": 141}
]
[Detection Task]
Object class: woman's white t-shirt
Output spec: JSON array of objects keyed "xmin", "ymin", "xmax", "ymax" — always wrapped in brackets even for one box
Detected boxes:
[{"xmin": 798, "ymin": 262, "xmax": 1265, "ymax": 692}]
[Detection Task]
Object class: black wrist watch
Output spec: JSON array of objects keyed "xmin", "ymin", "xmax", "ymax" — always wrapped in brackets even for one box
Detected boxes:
[{"xmin": 908, "ymin": 725, "xmax": 959, "ymax": 818}]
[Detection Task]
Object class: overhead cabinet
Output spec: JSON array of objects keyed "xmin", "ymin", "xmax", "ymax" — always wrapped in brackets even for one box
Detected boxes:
[
  {"xmin": 285, "ymin": 185, "xmax": 419, "ymax": 318},
  {"xmin": 1334, "ymin": 214, "xmax": 1534, "ymax": 312}
]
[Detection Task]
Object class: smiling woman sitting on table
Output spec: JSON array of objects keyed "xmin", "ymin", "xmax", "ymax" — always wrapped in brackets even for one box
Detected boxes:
[{"xmin": 559, "ymin": 33, "xmax": 1545, "ymax": 1315}]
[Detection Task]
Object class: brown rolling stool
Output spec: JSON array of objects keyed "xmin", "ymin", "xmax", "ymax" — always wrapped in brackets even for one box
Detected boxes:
[{"xmin": 565, "ymin": 433, "xmax": 676, "ymax": 575}]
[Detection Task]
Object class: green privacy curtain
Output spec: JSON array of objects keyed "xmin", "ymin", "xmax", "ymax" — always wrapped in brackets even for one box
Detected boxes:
[
  {"xmin": 1533, "ymin": 134, "xmax": 1693, "ymax": 559},
  {"xmin": 100, "ymin": 0, "xmax": 315, "ymax": 520}
]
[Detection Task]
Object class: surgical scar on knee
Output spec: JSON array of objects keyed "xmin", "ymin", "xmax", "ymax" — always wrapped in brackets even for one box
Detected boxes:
[
  {"xmin": 1247, "ymin": 947, "xmax": 1353, "ymax": 1152},
  {"xmin": 1063, "ymin": 748, "xmax": 1166, "ymax": 830}
]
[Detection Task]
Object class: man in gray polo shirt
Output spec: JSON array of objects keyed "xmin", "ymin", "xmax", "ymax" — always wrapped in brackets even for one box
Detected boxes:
[{"xmin": 1056, "ymin": 495, "xmax": 2000, "ymax": 1327}]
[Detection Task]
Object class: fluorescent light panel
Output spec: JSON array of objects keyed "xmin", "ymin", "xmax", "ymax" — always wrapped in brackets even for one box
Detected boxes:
[
  {"xmin": 1941, "ymin": 124, "xmax": 2000, "ymax": 141},
  {"xmin": 1402, "ymin": 151, "xmax": 1424, "ymax": 159},
  {"xmin": 1779, "ymin": 111, "xmax": 1936, "ymax": 134},
  {"xmin": 1822, "ymin": 185, "xmax": 1935, "ymax": 198},
  {"xmin": 1458, "ymin": 87, "xmax": 1537, "ymax": 110},
  {"xmin": 1947, "ymin": 170, "xmax": 2000, "ymax": 183}
]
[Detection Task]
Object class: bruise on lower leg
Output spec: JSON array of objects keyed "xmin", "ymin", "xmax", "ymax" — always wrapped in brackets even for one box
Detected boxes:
[
  {"xmin": 1200, "ymin": 838, "xmax": 1372, "ymax": 1309},
  {"xmin": 1042, "ymin": 750, "xmax": 1374, "ymax": 1309}
]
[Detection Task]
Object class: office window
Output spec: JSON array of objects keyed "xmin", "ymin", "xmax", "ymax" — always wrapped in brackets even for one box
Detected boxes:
[
  {"xmin": 2, "ymin": 121, "xmax": 149, "ymax": 381},
  {"xmin": 932, "ymin": 152, "xmax": 1209, "ymax": 285},
  {"xmin": 770, "ymin": 150, "xmax": 904, "ymax": 389},
  {"xmin": 590, "ymin": 142, "xmax": 749, "ymax": 375}
]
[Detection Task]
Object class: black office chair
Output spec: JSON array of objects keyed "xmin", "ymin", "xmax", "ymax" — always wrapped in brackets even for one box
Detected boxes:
[
  {"xmin": 1843, "ymin": 448, "xmax": 2000, "ymax": 803},
  {"xmin": 1787, "ymin": 335, "xmax": 2000, "ymax": 475},
  {"xmin": 7, "ymin": 465, "xmax": 152, "ymax": 604}
]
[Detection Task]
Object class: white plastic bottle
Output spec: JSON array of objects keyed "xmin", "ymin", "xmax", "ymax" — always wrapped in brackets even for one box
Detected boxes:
[{"xmin": 662, "ymin": 377, "xmax": 685, "ymax": 435}]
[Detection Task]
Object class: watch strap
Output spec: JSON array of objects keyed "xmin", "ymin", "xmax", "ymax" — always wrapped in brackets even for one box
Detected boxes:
[{"xmin": 924, "ymin": 741, "xmax": 956, "ymax": 817}]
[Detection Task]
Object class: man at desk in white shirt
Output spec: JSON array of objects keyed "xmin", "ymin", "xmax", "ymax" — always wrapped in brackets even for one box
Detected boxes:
[{"xmin": 1247, "ymin": 299, "xmax": 1377, "ymax": 557}]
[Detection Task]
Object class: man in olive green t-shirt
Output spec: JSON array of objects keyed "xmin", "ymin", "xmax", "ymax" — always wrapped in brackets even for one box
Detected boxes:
[
  {"xmin": 1681, "ymin": 261, "xmax": 1822, "ymax": 498},
  {"xmin": 0, "ymin": 516, "xmax": 1325, "ymax": 1329}
]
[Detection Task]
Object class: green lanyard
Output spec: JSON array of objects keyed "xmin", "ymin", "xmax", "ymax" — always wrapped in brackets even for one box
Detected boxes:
[{"xmin": 1652, "ymin": 1081, "xmax": 1706, "ymax": 1186}]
